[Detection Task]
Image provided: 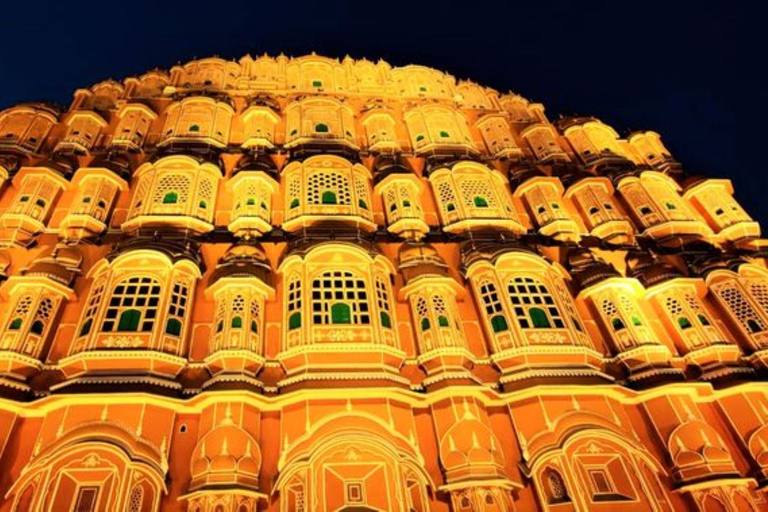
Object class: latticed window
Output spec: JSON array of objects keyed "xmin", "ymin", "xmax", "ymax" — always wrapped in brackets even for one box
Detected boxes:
[
  {"xmin": 165, "ymin": 281, "xmax": 189, "ymax": 336},
  {"xmin": 129, "ymin": 485, "xmax": 143, "ymax": 512},
  {"xmin": 6, "ymin": 294, "xmax": 32, "ymax": 331},
  {"xmin": 459, "ymin": 179, "xmax": 497, "ymax": 210},
  {"xmin": 478, "ymin": 280, "xmax": 508, "ymax": 332},
  {"xmin": 507, "ymin": 276, "xmax": 564, "ymax": 329},
  {"xmin": 713, "ymin": 281, "xmax": 767, "ymax": 335},
  {"xmin": 30, "ymin": 297, "xmax": 54, "ymax": 337},
  {"xmin": 546, "ymin": 468, "xmax": 569, "ymax": 503},
  {"xmin": 436, "ymin": 181, "xmax": 459, "ymax": 216},
  {"xmin": 287, "ymin": 275, "xmax": 302, "ymax": 330},
  {"xmin": 79, "ymin": 280, "xmax": 105, "ymax": 337},
  {"xmin": 307, "ymin": 172, "xmax": 351, "ymax": 206},
  {"xmin": 153, "ymin": 174, "xmax": 191, "ymax": 209},
  {"xmin": 102, "ymin": 277, "xmax": 161, "ymax": 333},
  {"xmin": 375, "ymin": 276, "xmax": 393, "ymax": 328},
  {"xmin": 311, "ymin": 271, "xmax": 370, "ymax": 325}
]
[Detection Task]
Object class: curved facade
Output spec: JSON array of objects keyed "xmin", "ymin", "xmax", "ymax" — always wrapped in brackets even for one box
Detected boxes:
[{"xmin": 0, "ymin": 53, "xmax": 767, "ymax": 512}]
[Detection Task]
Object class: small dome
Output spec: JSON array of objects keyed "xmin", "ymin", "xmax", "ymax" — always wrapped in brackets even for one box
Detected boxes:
[
  {"xmin": 23, "ymin": 246, "xmax": 82, "ymax": 286},
  {"xmin": 190, "ymin": 422, "xmax": 262, "ymax": 492},
  {"xmin": 209, "ymin": 242, "xmax": 273, "ymax": 287},
  {"xmin": 566, "ymin": 248, "xmax": 620, "ymax": 290},
  {"xmin": 234, "ymin": 153, "xmax": 279, "ymax": 179},
  {"xmin": 398, "ymin": 243, "xmax": 450, "ymax": 283},
  {"xmin": 373, "ymin": 154, "xmax": 412, "ymax": 184},
  {"xmin": 626, "ymin": 250, "xmax": 683, "ymax": 288},
  {"xmin": 439, "ymin": 407, "xmax": 506, "ymax": 483}
]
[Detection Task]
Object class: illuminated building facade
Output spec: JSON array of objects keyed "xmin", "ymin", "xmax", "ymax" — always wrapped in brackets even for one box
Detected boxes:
[{"xmin": 0, "ymin": 53, "xmax": 767, "ymax": 511}]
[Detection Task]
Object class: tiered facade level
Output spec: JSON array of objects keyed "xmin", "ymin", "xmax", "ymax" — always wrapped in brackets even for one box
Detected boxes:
[{"xmin": 0, "ymin": 53, "xmax": 767, "ymax": 512}]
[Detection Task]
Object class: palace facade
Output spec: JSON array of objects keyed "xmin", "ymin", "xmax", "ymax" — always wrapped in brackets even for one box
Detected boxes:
[{"xmin": 0, "ymin": 53, "xmax": 766, "ymax": 512}]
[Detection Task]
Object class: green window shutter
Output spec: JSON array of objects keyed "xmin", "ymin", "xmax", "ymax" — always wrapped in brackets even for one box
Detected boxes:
[
  {"xmin": 189, "ymin": 124, "xmax": 200, "ymax": 132},
  {"xmin": 677, "ymin": 316, "xmax": 692, "ymax": 329},
  {"xmin": 611, "ymin": 318, "xmax": 625, "ymax": 331},
  {"xmin": 331, "ymin": 303, "xmax": 352, "ymax": 324},
  {"xmin": 251, "ymin": 320, "xmax": 258, "ymax": 333},
  {"xmin": 315, "ymin": 123, "xmax": 329, "ymax": 133},
  {"xmin": 199, "ymin": 200, "xmax": 207, "ymax": 209},
  {"xmin": 247, "ymin": 198, "xmax": 256, "ymax": 206},
  {"xmin": 438, "ymin": 315, "xmax": 449, "ymax": 327},
  {"xmin": 380, "ymin": 311, "xmax": 391, "ymax": 329},
  {"xmin": 529, "ymin": 307, "xmax": 551, "ymax": 328},
  {"xmin": 748, "ymin": 319, "xmax": 763, "ymax": 333},
  {"xmin": 165, "ymin": 318, "xmax": 182, "ymax": 336},
  {"xmin": 312, "ymin": 80, "xmax": 323, "ymax": 87},
  {"xmin": 9, "ymin": 318, "xmax": 22, "ymax": 330},
  {"xmin": 321, "ymin": 191, "xmax": 337, "ymax": 204},
  {"xmin": 421, "ymin": 318, "xmax": 431, "ymax": 331},
  {"xmin": 439, "ymin": 131, "xmax": 450, "ymax": 138},
  {"xmin": 358, "ymin": 199, "xmax": 368, "ymax": 209},
  {"xmin": 402, "ymin": 200, "xmax": 411, "ymax": 207},
  {"xmin": 446, "ymin": 203, "xmax": 456, "ymax": 212},
  {"xmin": 216, "ymin": 320, "xmax": 224, "ymax": 333},
  {"xmin": 290, "ymin": 198, "xmax": 300, "ymax": 209},
  {"xmin": 473, "ymin": 196, "xmax": 489, "ymax": 207},
  {"xmin": 163, "ymin": 192, "xmax": 179, "ymax": 204},
  {"xmin": 697, "ymin": 314, "xmax": 711, "ymax": 326},
  {"xmin": 231, "ymin": 316, "xmax": 243, "ymax": 328},
  {"xmin": 491, "ymin": 315, "xmax": 508, "ymax": 333},
  {"xmin": 289, "ymin": 312, "xmax": 302, "ymax": 330},
  {"xmin": 416, "ymin": 134, "xmax": 425, "ymax": 142},
  {"xmin": 36, "ymin": 198, "xmax": 46, "ymax": 208},
  {"xmin": 631, "ymin": 315, "xmax": 642, "ymax": 326},
  {"xmin": 117, "ymin": 309, "xmax": 141, "ymax": 332}
]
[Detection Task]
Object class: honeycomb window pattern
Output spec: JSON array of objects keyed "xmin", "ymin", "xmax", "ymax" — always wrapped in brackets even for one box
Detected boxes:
[
  {"xmin": 6, "ymin": 294, "xmax": 33, "ymax": 331},
  {"xmin": 152, "ymin": 174, "xmax": 192, "ymax": 211},
  {"xmin": 507, "ymin": 276, "xmax": 564, "ymax": 330},
  {"xmin": 311, "ymin": 270, "xmax": 370, "ymax": 325},
  {"xmin": 101, "ymin": 277, "xmax": 162, "ymax": 333},
  {"xmin": 459, "ymin": 178, "xmax": 499, "ymax": 212},
  {"xmin": 307, "ymin": 171, "xmax": 351, "ymax": 206}
]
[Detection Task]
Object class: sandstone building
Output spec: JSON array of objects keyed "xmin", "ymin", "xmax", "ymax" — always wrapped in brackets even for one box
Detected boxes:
[{"xmin": 0, "ymin": 52, "xmax": 766, "ymax": 511}]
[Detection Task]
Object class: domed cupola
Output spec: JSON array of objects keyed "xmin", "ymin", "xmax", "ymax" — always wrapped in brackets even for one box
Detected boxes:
[
  {"xmin": 185, "ymin": 405, "xmax": 265, "ymax": 511},
  {"xmin": 625, "ymin": 250, "xmax": 683, "ymax": 289},
  {"xmin": 189, "ymin": 418, "xmax": 262, "ymax": 492},
  {"xmin": 204, "ymin": 242, "xmax": 275, "ymax": 386},
  {"xmin": 566, "ymin": 248, "xmax": 622, "ymax": 292}
]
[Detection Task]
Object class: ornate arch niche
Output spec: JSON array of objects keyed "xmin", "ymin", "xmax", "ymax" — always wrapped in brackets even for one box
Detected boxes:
[
  {"xmin": 6, "ymin": 426, "xmax": 166, "ymax": 512},
  {"xmin": 276, "ymin": 415, "xmax": 433, "ymax": 512}
]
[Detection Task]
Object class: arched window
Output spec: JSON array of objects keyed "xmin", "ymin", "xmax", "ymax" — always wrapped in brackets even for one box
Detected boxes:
[
  {"xmin": 507, "ymin": 277, "xmax": 564, "ymax": 329},
  {"xmin": 311, "ymin": 271, "xmax": 370, "ymax": 325},
  {"xmin": 102, "ymin": 277, "xmax": 161, "ymax": 333},
  {"xmin": 544, "ymin": 467, "xmax": 569, "ymax": 504},
  {"xmin": 473, "ymin": 196, "xmax": 489, "ymax": 207},
  {"xmin": 231, "ymin": 316, "xmax": 243, "ymax": 328},
  {"xmin": 165, "ymin": 318, "xmax": 182, "ymax": 335},
  {"xmin": 315, "ymin": 123, "xmax": 329, "ymax": 133},
  {"xmin": 128, "ymin": 485, "xmax": 143, "ymax": 512}
]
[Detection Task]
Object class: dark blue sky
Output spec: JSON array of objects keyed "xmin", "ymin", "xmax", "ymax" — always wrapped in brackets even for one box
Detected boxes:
[{"xmin": 1, "ymin": 0, "xmax": 761, "ymax": 223}]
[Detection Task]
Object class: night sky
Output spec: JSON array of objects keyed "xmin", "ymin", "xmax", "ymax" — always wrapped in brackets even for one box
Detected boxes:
[{"xmin": 0, "ymin": 1, "xmax": 760, "ymax": 222}]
